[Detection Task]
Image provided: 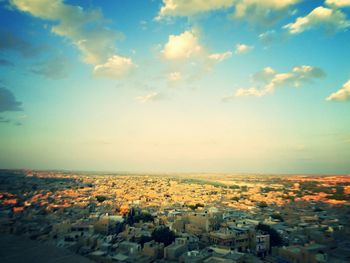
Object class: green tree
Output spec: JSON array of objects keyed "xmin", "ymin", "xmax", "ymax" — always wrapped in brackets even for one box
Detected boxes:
[
  {"xmin": 134, "ymin": 212, "xmax": 154, "ymax": 223},
  {"xmin": 152, "ymin": 226, "xmax": 175, "ymax": 246},
  {"xmin": 256, "ymin": 223, "xmax": 283, "ymax": 248},
  {"xmin": 139, "ymin": 235, "xmax": 153, "ymax": 247},
  {"xmin": 257, "ymin": 201, "xmax": 268, "ymax": 208},
  {"xmin": 96, "ymin": 195, "xmax": 108, "ymax": 203},
  {"xmin": 126, "ymin": 207, "xmax": 136, "ymax": 225}
]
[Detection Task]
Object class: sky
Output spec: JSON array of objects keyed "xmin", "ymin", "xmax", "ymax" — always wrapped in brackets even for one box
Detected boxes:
[{"xmin": 0, "ymin": 0, "xmax": 350, "ymax": 174}]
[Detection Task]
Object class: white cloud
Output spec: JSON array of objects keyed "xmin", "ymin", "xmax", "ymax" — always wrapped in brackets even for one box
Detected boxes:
[
  {"xmin": 284, "ymin": 6, "xmax": 350, "ymax": 34},
  {"xmin": 10, "ymin": 0, "xmax": 134, "ymax": 79},
  {"xmin": 222, "ymin": 87, "xmax": 265, "ymax": 101},
  {"xmin": 10, "ymin": 0, "xmax": 122, "ymax": 65},
  {"xmin": 208, "ymin": 51, "xmax": 232, "ymax": 62},
  {"xmin": 326, "ymin": 0, "xmax": 350, "ymax": 7},
  {"xmin": 231, "ymin": 0, "xmax": 300, "ymax": 25},
  {"xmin": 162, "ymin": 30, "xmax": 202, "ymax": 60},
  {"xmin": 157, "ymin": 0, "xmax": 300, "ymax": 25},
  {"xmin": 168, "ymin": 71, "xmax": 182, "ymax": 81},
  {"xmin": 235, "ymin": 43, "xmax": 253, "ymax": 54},
  {"xmin": 292, "ymin": 65, "xmax": 325, "ymax": 80},
  {"xmin": 136, "ymin": 92, "xmax": 162, "ymax": 103},
  {"xmin": 156, "ymin": 0, "xmax": 234, "ymax": 19},
  {"xmin": 326, "ymin": 80, "xmax": 350, "ymax": 102},
  {"xmin": 93, "ymin": 55, "xmax": 135, "ymax": 79},
  {"xmin": 265, "ymin": 73, "xmax": 295, "ymax": 92},
  {"xmin": 235, "ymin": 87, "xmax": 266, "ymax": 97},
  {"xmin": 229, "ymin": 65, "xmax": 325, "ymax": 98},
  {"xmin": 162, "ymin": 30, "xmax": 232, "ymax": 82},
  {"xmin": 252, "ymin": 67, "xmax": 276, "ymax": 83}
]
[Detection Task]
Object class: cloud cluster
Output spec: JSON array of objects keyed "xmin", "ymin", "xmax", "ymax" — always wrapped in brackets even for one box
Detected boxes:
[
  {"xmin": 10, "ymin": 0, "xmax": 134, "ymax": 79},
  {"xmin": 161, "ymin": 29, "xmax": 234, "ymax": 83},
  {"xmin": 93, "ymin": 55, "xmax": 135, "ymax": 79},
  {"xmin": 224, "ymin": 65, "xmax": 325, "ymax": 100},
  {"xmin": 326, "ymin": 0, "xmax": 350, "ymax": 7},
  {"xmin": 326, "ymin": 80, "xmax": 350, "ymax": 101},
  {"xmin": 230, "ymin": 0, "xmax": 300, "ymax": 26},
  {"xmin": 0, "ymin": 87, "xmax": 22, "ymax": 112},
  {"xmin": 157, "ymin": 0, "xmax": 349, "ymax": 38},
  {"xmin": 156, "ymin": 0, "xmax": 234, "ymax": 18},
  {"xmin": 284, "ymin": 6, "xmax": 350, "ymax": 34},
  {"xmin": 162, "ymin": 30, "xmax": 203, "ymax": 60},
  {"xmin": 157, "ymin": 0, "xmax": 300, "ymax": 25},
  {"xmin": 161, "ymin": 30, "xmax": 243, "ymax": 64}
]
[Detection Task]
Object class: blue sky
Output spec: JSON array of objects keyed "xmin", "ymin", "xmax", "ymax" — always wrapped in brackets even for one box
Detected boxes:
[{"xmin": 0, "ymin": 0, "xmax": 350, "ymax": 174}]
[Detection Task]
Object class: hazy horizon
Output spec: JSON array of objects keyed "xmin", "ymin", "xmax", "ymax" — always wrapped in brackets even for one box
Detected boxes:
[{"xmin": 1, "ymin": 168, "xmax": 349, "ymax": 177}]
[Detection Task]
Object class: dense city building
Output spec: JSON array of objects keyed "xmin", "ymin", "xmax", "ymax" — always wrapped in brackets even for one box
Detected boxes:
[{"xmin": 0, "ymin": 170, "xmax": 350, "ymax": 262}]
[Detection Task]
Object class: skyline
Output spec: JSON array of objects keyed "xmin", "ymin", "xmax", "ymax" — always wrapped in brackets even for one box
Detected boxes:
[{"xmin": 1, "ymin": 0, "xmax": 350, "ymax": 174}]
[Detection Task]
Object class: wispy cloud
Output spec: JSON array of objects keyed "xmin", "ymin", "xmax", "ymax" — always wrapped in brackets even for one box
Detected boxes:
[
  {"xmin": 135, "ymin": 92, "xmax": 163, "ymax": 103},
  {"xmin": 30, "ymin": 56, "xmax": 69, "ymax": 79},
  {"xmin": 0, "ymin": 116, "xmax": 11, "ymax": 123},
  {"xmin": 0, "ymin": 87, "xmax": 22, "ymax": 112},
  {"xmin": 156, "ymin": 0, "xmax": 300, "ymax": 26},
  {"xmin": 0, "ymin": 58, "xmax": 14, "ymax": 67},
  {"xmin": 0, "ymin": 29, "xmax": 44, "ymax": 57},
  {"xmin": 167, "ymin": 71, "xmax": 182, "ymax": 82},
  {"xmin": 208, "ymin": 51, "xmax": 232, "ymax": 62},
  {"xmin": 156, "ymin": 0, "xmax": 234, "ymax": 19},
  {"xmin": 223, "ymin": 65, "xmax": 325, "ymax": 100},
  {"xmin": 10, "ymin": 0, "xmax": 134, "ymax": 78}
]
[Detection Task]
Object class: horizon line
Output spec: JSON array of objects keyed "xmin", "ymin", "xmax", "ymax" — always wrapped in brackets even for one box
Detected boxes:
[{"xmin": 0, "ymin": 168, "xmax": 349, "ymax": 177}]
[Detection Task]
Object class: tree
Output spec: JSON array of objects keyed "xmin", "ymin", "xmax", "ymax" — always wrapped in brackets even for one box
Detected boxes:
[
  {"xmin": 139, "ymin": 235, "xmax": 153, "ymax": 247},
  {"xmin": 126, "ymin": 207, "xmax": 136, "ymax": 225},
  {"xmin": 152, "ymin": 226, "xmax": 175, "ymax": 246},
  {"xmin": 134, "ymin": 212, "xmax": 154, "ymax": 223},
  {"xmin": 114, "ymin": 221, "xmax": 125, "ymax": 235},
  {"xmin": 256, "ymin": 223, "xmax": 283, "ymax": 248},
  {"xmin": 257, "ymin": 201, "xmax": 268, "ymax": 208},
  {"xmin": 96, "ymin": 195, "xmax": 108, "ymax": 203},
  {"xmin": 188, "ymin": 203, "xmax": 204, "ymax": 210}
]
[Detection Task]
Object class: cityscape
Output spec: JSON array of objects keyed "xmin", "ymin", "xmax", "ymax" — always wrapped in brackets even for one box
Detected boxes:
[
  {"xmin": 1, "ymin": 170, "xmax": 350, "ymax": 262},
  {"xmin": 1, "ymin": 0, "xmax": 350, "ymax": 262}
]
